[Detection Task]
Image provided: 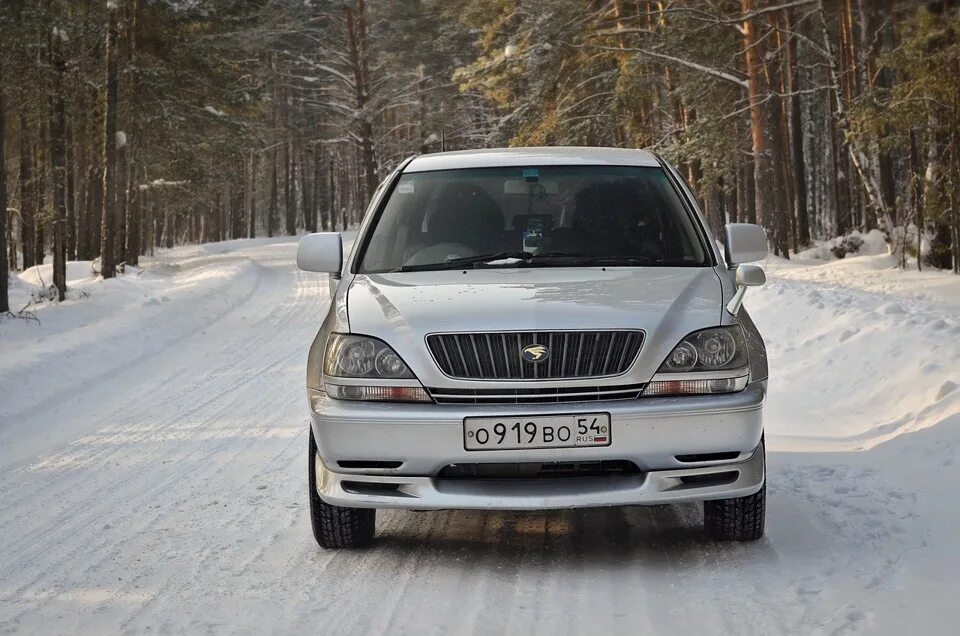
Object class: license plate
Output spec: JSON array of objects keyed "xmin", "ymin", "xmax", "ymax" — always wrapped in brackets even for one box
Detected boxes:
[{"xmin": 463, "ymin": 413, "xmax": 611, "ymax": 451}]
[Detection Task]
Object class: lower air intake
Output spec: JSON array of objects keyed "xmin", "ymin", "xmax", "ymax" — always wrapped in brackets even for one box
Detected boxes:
[{"xmin": 437, "ymin": 460, "xmax": 640, "ymax": 480}]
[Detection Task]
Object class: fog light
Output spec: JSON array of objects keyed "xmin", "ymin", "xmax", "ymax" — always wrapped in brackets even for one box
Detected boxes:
[
  {"xmin": 642, "ymin": 376, "xmax": 748, "ymax": 396},
  {"xmin": 324, "ymin": 383, "xmax": 432, "ymax": 403}
]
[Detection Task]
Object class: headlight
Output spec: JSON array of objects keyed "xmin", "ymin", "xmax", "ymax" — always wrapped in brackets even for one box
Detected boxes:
[
  {"xmin": 320, "ymin": 334, "xmax": 432, "ymax": 403},
  {"xmin": 645, "ymin": 326, "xmax": 749, "ymax": 396},
  {"xmin": 657, "ymin": 326, "xmax": 747, "ymax": 374},
  {"xmin": 324, "ymin": 334, "xmax": 414, "ymax": 379}
]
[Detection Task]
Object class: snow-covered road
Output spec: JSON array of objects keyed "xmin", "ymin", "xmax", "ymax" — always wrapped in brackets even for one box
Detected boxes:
[{"xmin": 1, "ymin": 239, "xmax": 958, "ymax": 635}]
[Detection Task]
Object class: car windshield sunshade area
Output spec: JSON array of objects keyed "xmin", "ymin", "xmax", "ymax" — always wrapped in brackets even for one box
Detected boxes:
[{"xmin": 357, "ymin": 165, "xmax": 710, "ymax": 273}]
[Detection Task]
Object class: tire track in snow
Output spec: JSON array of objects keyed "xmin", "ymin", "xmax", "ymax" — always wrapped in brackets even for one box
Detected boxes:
[
  {"xmin": 0, "ymin": 263, "xmax": 303, "ymax": 554},
  {"xmin": 0, "ymin": 247, "xmax": 325, "ymax": 632}
]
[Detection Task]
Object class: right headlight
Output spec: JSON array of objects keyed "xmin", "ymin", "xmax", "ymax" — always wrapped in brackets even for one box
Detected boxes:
[
  {"xmin": 319, "ymin": 334, "xmax": 432, "ymax": 403},
  {"xmin": 644, "ymin": 326, "xmax": 749, "ymax": 396},
  {"xmin": 324, "ymin": 334, "xmax": 415, "ymax": 379}
]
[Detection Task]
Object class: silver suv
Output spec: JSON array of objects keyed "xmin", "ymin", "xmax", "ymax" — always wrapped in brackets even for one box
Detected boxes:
[{"xmin": 298, "ymin": 147, "xmax": 769, "ymax": 548}]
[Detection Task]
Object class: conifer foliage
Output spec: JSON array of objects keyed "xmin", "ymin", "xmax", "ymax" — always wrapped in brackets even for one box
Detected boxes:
[{"xmin": 1, "ymin": 0, "xmax": 959, "ymax": 307}]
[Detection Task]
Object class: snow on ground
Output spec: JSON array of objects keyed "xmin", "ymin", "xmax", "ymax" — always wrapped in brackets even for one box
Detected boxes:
[{"xmin": 1, "ymin": 239, "xmax": 958, "ymax": 634}]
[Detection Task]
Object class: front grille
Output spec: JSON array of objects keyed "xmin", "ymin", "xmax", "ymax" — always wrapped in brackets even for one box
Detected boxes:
[
  {"xmin": 427, "ymin": 383, "xmax": 645, "ymax": 404},
  {"xmin": 426, "ymin": 330, "xmax": 644, "ymax": 380},
  {"xmin": 438, "ymin": 460, "xmax": 640, "ymax": 480}
]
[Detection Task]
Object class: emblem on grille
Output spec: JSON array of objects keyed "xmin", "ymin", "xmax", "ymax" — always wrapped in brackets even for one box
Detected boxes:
[{"xmin": 521, "ymin": 344, "xmax": 549, "ymax": 363}]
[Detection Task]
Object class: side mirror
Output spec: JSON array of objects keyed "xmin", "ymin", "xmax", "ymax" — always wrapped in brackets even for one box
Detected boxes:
[
  {"xmin": 735, "ymin": 263, "xmax": 766, "ymax": 287},
  {"xmin": 724, "ymin": 223, "xmax": 767, "ymax": 265},
  {"xmin": 726, "ymin": 264, "xmax": 765, "ymax": 315},
  {"xmin": 297, "ymin": 232, "xmax": 342, "ymax": 273}
]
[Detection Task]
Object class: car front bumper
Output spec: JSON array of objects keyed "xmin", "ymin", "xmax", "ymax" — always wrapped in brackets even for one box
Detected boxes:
[{"xmin": 309, "ymin": 382, "xmax": 765, "ymax": 510}]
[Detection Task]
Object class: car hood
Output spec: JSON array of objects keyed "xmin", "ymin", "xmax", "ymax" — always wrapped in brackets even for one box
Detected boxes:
[{"xmin": 345, "ymin": 268, "xmax": 723, "ymax": 386}]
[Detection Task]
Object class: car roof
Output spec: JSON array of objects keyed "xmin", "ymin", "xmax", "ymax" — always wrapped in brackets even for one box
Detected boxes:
[{"xmin": 403, "ymin": 146, "xmax": 662, "ymax": 173}]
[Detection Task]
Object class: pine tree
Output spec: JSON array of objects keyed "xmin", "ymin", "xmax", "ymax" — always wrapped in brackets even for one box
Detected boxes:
[{"xmin": 99, "ymin": 1, "xmax": 120, "ymax": 279}]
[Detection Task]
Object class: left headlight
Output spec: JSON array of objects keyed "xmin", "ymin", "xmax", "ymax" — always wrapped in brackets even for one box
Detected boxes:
[
  {"xmin": 320, "ymin": 334, "xmax": 431, "ymax": 403},
  {"xmin": 644, "ymin": 326, "xmax": 749, "ymax": 396}
]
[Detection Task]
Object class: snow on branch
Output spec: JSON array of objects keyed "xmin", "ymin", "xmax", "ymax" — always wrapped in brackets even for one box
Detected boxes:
[{"xmin": 585, "ymin": 44, "xmax": 748, "ymax": 89}]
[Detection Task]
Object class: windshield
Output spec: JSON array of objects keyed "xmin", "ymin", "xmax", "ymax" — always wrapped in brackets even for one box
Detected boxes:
[{"xmin": 357, "ymin": 165, "xmax": 709, "ymax": 273}]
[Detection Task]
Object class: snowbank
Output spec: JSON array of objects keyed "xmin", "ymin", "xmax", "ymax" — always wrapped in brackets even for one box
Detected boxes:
[
  {"xmin": 794, "ymin": 228, "xmax": 888, "ymax": 261},
  {"xmin": 0, "ymin": 239, "xmax": 289, "ymax": 425},
  {"xmin": 751, "ymin": 256, "xmax": 960, "ymax": 451}
]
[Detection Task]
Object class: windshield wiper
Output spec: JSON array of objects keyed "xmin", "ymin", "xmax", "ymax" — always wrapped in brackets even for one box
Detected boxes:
[
  {"xmin": 398, "ymin": 251, "xmax": 534, "ymax": 272},
  {"xmin": 396, "ymin": 252, "xmax": 664, "ymax": 272},
  {"xmin": 567, "ymin": 255, "xmax": 658, "ymax": 266},
  {"xmin": 516, "ymin": 254, "xmax": 659, "ymax": 267}
]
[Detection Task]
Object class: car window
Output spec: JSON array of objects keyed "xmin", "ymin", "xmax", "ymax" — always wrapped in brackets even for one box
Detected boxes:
[{"xmin": 357, "ymin": 165, "xmax": 709, "ymax": 272}]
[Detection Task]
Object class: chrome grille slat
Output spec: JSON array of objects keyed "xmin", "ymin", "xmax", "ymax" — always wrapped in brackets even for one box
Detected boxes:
[
  {"xmin": 427, "ymin": 383, "xmax": 646, "ymax": 404},
  {"xmin": 484, "ymin": 334, "xmax": 497, "ymax": 377},
  {"xmin": 533, "ymin": 332, "xmax": 539, "ymax": 380},
  {"xmin": 469, "ymin": 335, "xmax": 484, "ymax": 377},
  {"xmin": 622, "ymin": 333, "xmax": 638, "ymax": 370},
  {"xmin": 601, "ymin": 332, "xmax": 618, "ymax": 375},
  {"xmin": 436, "ymin": 337, "xmax": 454, "ymax": 376},
  {"xmin": 575, "ymin": 332, "xmax": 586, "ymax": 377},
  {"xmin": 500, "ymin": 333, "xmax": 510, "ymax": 378},
  {"xmin": 560, "ymin": 333, "xmax": 569, "ymax": 377},
  {"xmin": 427, "ymin": 330, "xmax": 644, "ymax": 380}
]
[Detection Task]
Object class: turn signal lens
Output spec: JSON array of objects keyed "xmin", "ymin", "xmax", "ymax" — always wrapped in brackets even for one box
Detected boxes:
[
  {"xmin": 323, "ymin": 383, "xmax": 432, "ymax": 403},
  {"xmin": 643, "ymin": 376, "xmax": 748, "ymax": 397}
]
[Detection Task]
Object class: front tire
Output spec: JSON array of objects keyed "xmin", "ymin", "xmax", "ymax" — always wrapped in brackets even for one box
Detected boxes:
[
  {"xmin": 703, "ymin": 440, "xmax": 766, "ymax": 541},
  {"xmin": 703, "ymin": 482, "xmax": 766, "ymax": 541},
  {"xmin": 308, "ymin": 429, "xmax": 376, "ymax": 549}
]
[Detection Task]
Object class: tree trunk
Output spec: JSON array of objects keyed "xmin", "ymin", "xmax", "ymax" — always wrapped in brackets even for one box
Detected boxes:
[
  {"xmin": 51, "ymin": 27, "xmax": 69, "ymax": 301},
  {"xmin": 66, "ymin": 118, "xmax": 76, "ymax": 261},
  {"xmin": 34, "ymin": 133, "xmax": 46, "ymax": 266},
  {"xmin": 284, "ymin": 132, "xmax": 295, "ymax": 235},
  {"xmin": 268, "ymin": 148, "xmax": 278, "ymax": 238},
  {"xmin": 77, "ymin": 164, "xmax": 90, "ymax": 260},
  {"xmin": 19, "ymin": 113, "xmax": 36, "ymax": 270},
  {"xmin": 0, "ymin": 90, "xmax": 7, "ymax": 313},
  {"xmin": 163, "ymin": 211, "xmax": 173, "ymax": 249},
  {"xmin": 314, "ymin": 144, "xmax": 326, "ymax": 231},
  {"xmin": 88, "ymin": 164, "xmax": 103, "ymax": 262},
  {"xmin": 328, "ymin": 157, "xmax": 337, "ymax": 232},
  {"xmin": 767, "ymin": 11, "xmax": 791, "ymax": 257},
  {"xmin": 741, "ymin": 0, "xmax": 776, "ymax": 241},
  {"xmin": 785, "ymin": 8, "xmax": 809, "ymax": 247},
  {"xmin": 117, "ymin": 140, "xmax": 127, "ymax": 268},
  {"xmin": 909, "ymin": 129, "xmax": 923, "ymax": 271},
  {"xmin": 816, "ymin": 0, "xmax": 893, "ymax": 239},
  {"xmin": 126, "ymin": 161, "xmax": 141, "ymax": 265},
  {"xmin": 301, "ymin": 147, "xmax": 315, "ymax": 232},
  {"xmin": 100, "ymin": 5, "xmax": 120, "ymax": 279},
  {"xmin": 345, "ymin": 0, "xmax": 378, "ymax": 204},
  {"xmin": 125, "ymin": 0, "xmax": 141, "ymax": 266},
  {"xmin": 740, "ymin": 154, "xmax": 756, "ymax": 224},
  {"xmin": 233, "ymin": 163, "xmax": 243, "ymax": 240},
  {"xmin": 951, "ymin": 93, "xmax": 960, "ymax": 274},
  {"xmin": 248, "ymin": 153, "xmax": 257, "ymax": 238}
]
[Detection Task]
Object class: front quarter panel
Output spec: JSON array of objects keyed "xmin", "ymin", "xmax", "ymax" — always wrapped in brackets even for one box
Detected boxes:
[
  {"xmin": 736, "ymin": 307, "xmax": 768, "ymax": 383},
  {"xmin": 715, "ymin": 265, "xmax": 767, "ymax": 383},
  {"xmin": 307, "ymin": 273, "xmax": 354, "ymax": 391}
]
